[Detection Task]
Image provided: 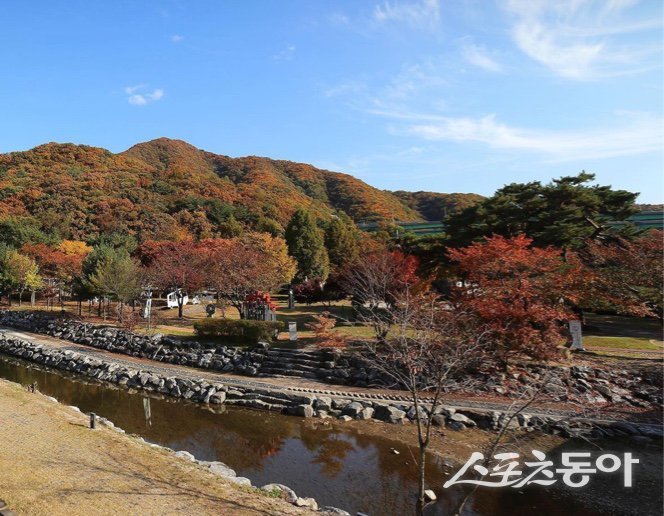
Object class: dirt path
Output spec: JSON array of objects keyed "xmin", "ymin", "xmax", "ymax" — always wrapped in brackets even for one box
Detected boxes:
[
  {"xmin": 0, "ymin": 326, "xmax": 659, "ymax": 424},
  {"xmin": 0, "ymin": 379, "xmax": 312, "ymax": 516}
]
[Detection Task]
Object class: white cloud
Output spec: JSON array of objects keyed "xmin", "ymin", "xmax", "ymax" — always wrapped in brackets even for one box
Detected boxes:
[
  {"xmin": 329, "ymin": 13, "xmax": 350, "ymax": 26},
  {"xmin": 171, "ymin": 34, "xmax": 184, "ymax": 43},
  {"xmin": 373, "ymin": 0, "xmax": 440, "ymax": 30},
  {"xmin": 400, "ymin": 111, "xmax": 662, "ymax": 161},
  {"xmin": 273, "ymin": 45, "xmax": 296, "ymax": 61},
  {"xmin": 501, "ymin": 0, "xmax": 662, "ymax": 80},
  {"xmin": 461, "ymin": 43, "xmax": 503, "ymax": 72},
  {"xmin": 324, "ymin": 79, "xmax": 367, "ymax": 98},
  {"xmin": 124, "ymin": 85, "xmax": 164, "ymax": 106}
]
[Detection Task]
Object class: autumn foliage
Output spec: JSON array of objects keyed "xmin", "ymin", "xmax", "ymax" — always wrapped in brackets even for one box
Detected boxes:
[{"xmin": 448, "ymin": 234, "xmax": 586, "ymax": 361}]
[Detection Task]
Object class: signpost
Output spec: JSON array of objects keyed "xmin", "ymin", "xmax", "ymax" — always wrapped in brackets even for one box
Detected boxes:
[{"xmin": 569, "ymin": 320, "xmax": 584, "ymax": 351}]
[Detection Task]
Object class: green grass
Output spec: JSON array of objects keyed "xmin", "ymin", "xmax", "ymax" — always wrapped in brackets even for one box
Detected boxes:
[{"xmin": 583, "ymin": 336, "xmax": 662, "ymax": 351}]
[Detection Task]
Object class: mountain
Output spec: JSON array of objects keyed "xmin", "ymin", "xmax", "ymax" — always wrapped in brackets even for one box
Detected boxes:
[
  {"xmin": 391, "ymin": 191, "xmax": 485, "ymax": 222},
  {"xmin": 0, "ymin": 138, "xmax": 476, "ymax": 244}
]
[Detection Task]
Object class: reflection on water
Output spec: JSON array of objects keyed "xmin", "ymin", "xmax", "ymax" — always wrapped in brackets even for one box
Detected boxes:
[{"xmin": 0, "ymin": 354, "xmax": 629, "ymax": 516}]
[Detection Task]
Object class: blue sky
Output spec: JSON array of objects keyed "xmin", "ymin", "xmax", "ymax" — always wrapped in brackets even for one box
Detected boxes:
[{"xmin": 1, "ymin": 0, "xmax": 662, "ymax": 202}]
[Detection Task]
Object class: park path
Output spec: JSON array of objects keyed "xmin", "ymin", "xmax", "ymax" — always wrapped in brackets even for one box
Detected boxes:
[
  {"xmin": 0, "ymin": 378, "xmax": 311, "ymax": 516},
  {"xmin": 0, "ymin": 326, "xmax": 657, "ymax": 424}
]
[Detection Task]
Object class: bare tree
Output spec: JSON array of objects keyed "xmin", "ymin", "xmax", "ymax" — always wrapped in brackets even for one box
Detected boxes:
[{"xmin": 356, "ymin": 286, "xmax": 490, "ymax": 515}]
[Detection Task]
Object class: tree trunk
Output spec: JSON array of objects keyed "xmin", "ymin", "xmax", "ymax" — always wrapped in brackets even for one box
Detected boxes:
[
  {"xmin": 30, "ymin": 290, "xmax": 36, "ymax": 307},
  {"xmin": 416, "ymin": 444, "xmax": 427, "ymax": 516},
  {"xmin": 18, "ymin": 290, "xmax": 23, "ymax": 306},
  {"xmin": 178, "ymin": 299, "xmax": 184, "ymax": 319}
]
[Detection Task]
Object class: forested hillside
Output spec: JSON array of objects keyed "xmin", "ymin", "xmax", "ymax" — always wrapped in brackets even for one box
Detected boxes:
[
  {"xmin": 391, "ymin": 191, "xmax": 485, "ymax": 221},
  {"xmin": 0, "ymin": 138, "xmax": 478, "ymax": 245}
]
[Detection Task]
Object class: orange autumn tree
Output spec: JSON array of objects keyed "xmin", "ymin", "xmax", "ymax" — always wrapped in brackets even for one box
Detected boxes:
[
  {"xmin": 448, "ymin": 234, "xmax": 586, "ymax": 362},
  {"xmin": 200, "ymin": 233, "xmax": 296, "ymax": 318},
  {"xmin": 22, "ymin": 240, "xmax": 92, "ymax": 308}
]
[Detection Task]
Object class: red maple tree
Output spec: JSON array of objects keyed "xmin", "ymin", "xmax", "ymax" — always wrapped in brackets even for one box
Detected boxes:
[{"xmin": 448, "ymin": 234, "xmax": 585, "ymax": 362}]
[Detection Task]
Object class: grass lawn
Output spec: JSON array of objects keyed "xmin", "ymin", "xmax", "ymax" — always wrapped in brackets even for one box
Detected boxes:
[{"xmin": 583, "ymin": 335, "xmax": 662, "ymax": 351}]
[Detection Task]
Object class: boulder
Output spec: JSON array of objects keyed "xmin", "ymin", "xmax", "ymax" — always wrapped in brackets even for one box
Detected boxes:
[
  {"xmin": 407, "ymin": 405, "xmax": 428, "ymax": 421},
  {"xmin": 431, "ymin": 415, "xmax": 446, "ymax": 427},
  {"xmin": 449, "ymin": 413, "xmax": 476, "ymax": 427},
  {"xmin": 314, "ymin": 396, "xmax": 332, "ymax": 411},
  {"xmin": 204, "ymin": 461, "xmax": 237, "ymax": 478},
  {"xmin": 293, "ymin": 404, "xmax": 315, "ymax": 418},
  {"xmin": 229, "ymin": 476, "xmax": 252, "ymax": 486},
  {"xmin": 295, "ymin": 497, "xmax": 319, "ymax": 510},
  {"xmin": 357, "ymin": 407, "xmax": 374, "ymax": 420},
  {"xmin": 341, "ymin": 401, "xmax": 365, "ymax": 418},
  {"xmin": 261, "ymin": 484, "xmax": 298, "ymax": 503},
  {"xmin": 374, "ymin": 405, "xmax": 406, "ymax": 424},
  {"xmin": 174, "ymin": 450, "xmax": 195, "ymax": 461},
  {"xmin": 209, "ymin": 392, "xmax": 226, "ymax": 404}
]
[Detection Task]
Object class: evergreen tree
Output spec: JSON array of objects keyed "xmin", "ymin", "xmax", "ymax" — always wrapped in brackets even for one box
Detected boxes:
[
  {"xmin": 324, "ymin": 214, "xmax": 359, "ymax": 269},
  {"xmin": 444, "ymin": 172, "xmax": 638, "ymax": 249},
  {"xmin": 285, "ymin": 209, "xmax": 329, "ymax": 282}
]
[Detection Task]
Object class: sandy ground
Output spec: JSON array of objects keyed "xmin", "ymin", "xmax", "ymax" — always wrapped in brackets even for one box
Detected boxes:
[{"xmin": 0, "ymin": 379, "xmax": 313, "ymax": 516}]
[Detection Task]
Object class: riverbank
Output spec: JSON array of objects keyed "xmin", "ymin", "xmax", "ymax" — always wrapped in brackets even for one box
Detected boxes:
[
  {"xmin": 1, "ymin": 325, "xmax": 661, "ymax": 442},
  {"xmin": 0, "ymin": 378, "xmax": 314, "ymax": 516}
]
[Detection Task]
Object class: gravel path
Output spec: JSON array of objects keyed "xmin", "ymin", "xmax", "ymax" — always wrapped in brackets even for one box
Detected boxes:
[{"xmin": 0, "ymin": 326, "xmax": 657, "ymax": 424}]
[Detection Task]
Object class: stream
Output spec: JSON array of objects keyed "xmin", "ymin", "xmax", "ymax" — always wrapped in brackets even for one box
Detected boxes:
[{"xmin": 0, "ymin": 353, "xmax": 653, "ymax": 516}]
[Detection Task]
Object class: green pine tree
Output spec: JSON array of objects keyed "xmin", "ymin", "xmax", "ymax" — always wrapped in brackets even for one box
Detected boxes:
[
  {"xmin": 285, "ymin": 209, "xmax": 329, "ymax": 282},
  {"xmin": 324, "ymin": 213, "xmax": 360, "ymax": 269}
]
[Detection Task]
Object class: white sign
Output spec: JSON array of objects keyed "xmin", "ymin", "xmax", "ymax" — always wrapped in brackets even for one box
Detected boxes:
[
  {"xmin": 289, "ymin": 322, "xmax": 297, "ymax": 341},
  {"xmin": 569, "ymin": 320, "xmax": 584, "ymax": 350},
  {"xmin": 444, "ymin": 450, "xmax": 639, "ymax": 489}
]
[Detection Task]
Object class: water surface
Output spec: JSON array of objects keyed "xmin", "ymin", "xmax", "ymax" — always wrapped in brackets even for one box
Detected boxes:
[{"xmin": 0, "ymin": 354, "xmax": 654, "ymax": 516}]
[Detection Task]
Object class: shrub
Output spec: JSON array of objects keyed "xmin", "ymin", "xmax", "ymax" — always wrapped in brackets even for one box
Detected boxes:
[{"xmin": 193, "ymin": 318, "xmax": 284, "ymax": 343}]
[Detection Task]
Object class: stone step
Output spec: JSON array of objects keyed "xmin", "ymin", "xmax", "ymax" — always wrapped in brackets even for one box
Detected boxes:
[
  {"xmin": 261, "ymin": 360, "xmax": 323, "ymax": 372},
  {"xmin": 258, "ymin": 367, "xmax": 320, "ymax": 380},
  {"xmin": 264, "ymin": 355, "xmax": 325, "ymax": 365},
  {"xmin": 267, "ymin": 349, "xmax": 328, "ymax": 359}
]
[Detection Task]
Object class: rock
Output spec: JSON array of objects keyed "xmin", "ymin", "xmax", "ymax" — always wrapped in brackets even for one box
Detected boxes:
[
  {"xmin": 261, "ymin": 484, "xmax": 298, "ymax": 503},
  {"xmin": 357, "ymin": 407, "xmax": 374, "ymax": 420},
  {"xmin": 424, "ymin": 489, "xmax": 437, "ymax": 502},
  {"xmin": 209, "ymin": 392, "xmax": 226, "ymax": 404},
  {"xmin": 174, "ymin": 450, "xmax": 195, "ymax": 461},
  {"xmin": 204, "ymin": 461, "xmax": 237, "ymax": 478},
  {"xmin": 229, "ymin": 476, "xmax": 252, "ymax": 486},
  {"xmin": 374, "ymin": 404, "xmax": 406, "ymax": 424},
  {"xmin": 431, "ymin": 414, "xmax": 446, "ymax": 427},
  {"xmin": 596, "ymin": 385, "xmax": 614, "ymax": 400},
  {"xmin": 338, "ymin": 415, "xmax": 353, "ymax": 422},
  {"xmin": 407, "ymin": 405, "xmax": 428, "ymax": 421},
  {"xmin": 314, "ymin": 396, "xmax": 332, "ymax": 411},
  {"xmin": 449, "ymin": 413, "xmax": 476, "ymax": 427},
  {"xmin": 341, "ymin": 401, "xmax": 365, "ymax": 418},
  {"xmin": 390, "ymin": 448, "xmax": 400, "ymax": 455},
  {"xmin": 447, "ymin": 421, "xmax": 465, "ymax": 431},
  {"xmin": 295, "ymin": 497, "xmax": 318, "ymax": 510},
  {"xmin": 291, "ymin": 404, "xmax": 314, "ymax": 418}
]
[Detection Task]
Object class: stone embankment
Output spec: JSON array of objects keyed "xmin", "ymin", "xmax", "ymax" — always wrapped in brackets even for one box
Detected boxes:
[
  {"xmin": 0, "ymin": 329, "xmax": 662, "ymax": 442},
  {"xmin": 1, "ymin": 311, "xmax": 662, "ymax": 412}
]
